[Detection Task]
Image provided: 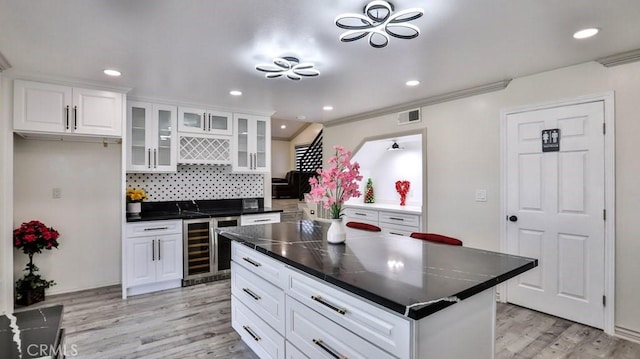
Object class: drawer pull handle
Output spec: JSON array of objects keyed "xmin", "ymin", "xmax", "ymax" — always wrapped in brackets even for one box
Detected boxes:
[
  {"xmin": 389, "ymin": 232, "xmax": 404, "ymax": 236},
  {"xmin": 389, "ymin": 217, "xmax": 404, "ymax": 221},
  {"xmin": 354, "ymin": 212, "xmax": 366, "ymax": 216},
  {"xmin": 311, "ymin": 295, "xmax": 347, "ymax": 315},
  {"xmin": 242, "ymin": 325, "xmax": 261, "ymax": 342},
  {"xmin": 242, "ymin": 257, "xmax": 261, "ymax": 267},
  {"xmin": 143, "ymin": 227, "xmax": 169, "ymax": 231},
  {"xmin": 313, "ymin": 339, "xmax": 347, "ymax": 359},
  {"xmin": 253, "ymin": 218, "xmax": 272, "ymax": 222},
  {"xmin": 242, "ymin": 287, "xmax": 261, "ymax": 301}
]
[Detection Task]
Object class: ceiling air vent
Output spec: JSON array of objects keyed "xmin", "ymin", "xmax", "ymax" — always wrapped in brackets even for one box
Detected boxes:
[{"xmin": 398, "ymin": 108, "xmax": 421, "ymax": 125}]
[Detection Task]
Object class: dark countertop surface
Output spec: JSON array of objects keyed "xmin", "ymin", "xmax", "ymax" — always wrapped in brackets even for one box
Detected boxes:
[
  {"xmin": 219, "ymin": 220, "xmax": 537, "ymax": 320},
  {"xmin": 126, "ymin": 198, "xmax": 283, "ymax": 222},
  {"xmin": 0, "ymin": 305, "xmax": 63, "ymax": 359}
]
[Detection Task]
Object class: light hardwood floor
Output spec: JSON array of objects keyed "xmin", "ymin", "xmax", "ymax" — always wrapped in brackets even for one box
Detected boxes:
[{"xmin": 21, "ymin": 281, "xmax": 640, "ymax": 358}]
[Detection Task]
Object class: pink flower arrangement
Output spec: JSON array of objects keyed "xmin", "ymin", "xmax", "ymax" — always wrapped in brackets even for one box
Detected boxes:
[{"xmin": 307, "ymin": 145, "xmax": 363, "ymax": 219}]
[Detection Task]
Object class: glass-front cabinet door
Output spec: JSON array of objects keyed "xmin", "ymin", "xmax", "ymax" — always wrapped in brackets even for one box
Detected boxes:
[
  {"xmin": 178, "ymin": 107, "xmax": 232, "ymax": 135},
  {"xmin": 232, "ymin": 114, "xmax": 270, "ymax": 173},
  {"xmin": 127, "ymin": 101, "xmax": 177, "ymax": 172}
]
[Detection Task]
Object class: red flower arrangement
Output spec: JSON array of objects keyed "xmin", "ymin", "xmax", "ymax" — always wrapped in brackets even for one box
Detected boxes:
[{"xmin": 14, "ymin": 220, "xmax": 60, "ymax": 293}]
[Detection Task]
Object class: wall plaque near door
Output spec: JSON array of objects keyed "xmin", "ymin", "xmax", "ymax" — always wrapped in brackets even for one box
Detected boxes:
[{"xmin": 541, "ymin": 129, "xmax": 560, "ymax": 152}]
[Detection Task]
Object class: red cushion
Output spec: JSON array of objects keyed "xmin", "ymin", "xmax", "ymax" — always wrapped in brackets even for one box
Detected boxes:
[
  {"xmin": 409, "ymin": 232, "xmax": 463, "ymax": 246},
  {"xmin": 346, "ymin": 221, "xmax": 381, "ymax": 232}
]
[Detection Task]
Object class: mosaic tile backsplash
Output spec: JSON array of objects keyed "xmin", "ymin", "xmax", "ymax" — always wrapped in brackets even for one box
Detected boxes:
[{"xmin": 126, "ymin": 165, "xmax": 264, "ymax": 201}]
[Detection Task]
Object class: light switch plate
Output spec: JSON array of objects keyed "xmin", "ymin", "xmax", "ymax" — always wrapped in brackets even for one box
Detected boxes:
[{"xmin": 475, "ymin": 189, "xmax": 487, "ymax": 202}]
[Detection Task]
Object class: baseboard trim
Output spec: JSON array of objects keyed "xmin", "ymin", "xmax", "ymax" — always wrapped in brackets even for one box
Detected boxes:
[{"xmin": 615, "ymin": 325, "xmax": 640, "ymax": 344}]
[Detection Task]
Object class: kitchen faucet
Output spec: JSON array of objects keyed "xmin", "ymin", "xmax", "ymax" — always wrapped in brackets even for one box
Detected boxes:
[
  {"xmin": 192, "ymin": 200, "xmax": 200, "ymax": 212},
  {"xmin": 175, "ymin": 203, "xmax": 181, "ymax": 214}
]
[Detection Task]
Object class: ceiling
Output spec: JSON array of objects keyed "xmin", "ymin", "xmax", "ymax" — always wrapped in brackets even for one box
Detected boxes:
[{"xmin": 2, "ymin": 0, "xmax": 640, "ymax": 129}]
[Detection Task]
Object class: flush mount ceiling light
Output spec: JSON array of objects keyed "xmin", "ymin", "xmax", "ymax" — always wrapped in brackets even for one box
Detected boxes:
[
  {"xmin": 229, "ymin": 90, "xmax": 242, "ymax": 96},
  {"xmin": 406, "ymin": 80, "xmax": 420, "ymax": 86},
  {"xmin": 335, "ymin": 1, "xmax": 424, "ymax": 48},
  {"xmin": 323, "ymin": 105, "xmax": 334, "ymax": 111},
  {"xmin": 387, "ymin": 140, "xmax": 404, "ymax": 151},
  {"xmin": 280, "ymin": 125, "xmax": 287, "ymax": 129},
  {"xmin": 573, "ymin": 28, "xmax": 599, "ymax": 39},
  {"xmin": 255, "ymin": 56, "xmax": 320, "ymax": 80}
]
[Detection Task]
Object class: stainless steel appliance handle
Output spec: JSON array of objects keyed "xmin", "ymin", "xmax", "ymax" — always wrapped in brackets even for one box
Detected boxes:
[{"xmin": 211, "ymin": 225, "xmax": 217, "ymax": 264}]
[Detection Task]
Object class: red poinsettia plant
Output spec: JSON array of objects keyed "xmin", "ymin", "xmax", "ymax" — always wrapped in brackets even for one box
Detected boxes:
[{"xmin": 14, "ymin": 220, "xmax": 60, "ymax": 291}]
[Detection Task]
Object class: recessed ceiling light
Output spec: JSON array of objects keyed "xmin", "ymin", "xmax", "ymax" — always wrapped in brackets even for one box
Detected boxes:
[
  {"xmin": 230, "ymin": 90, "xmax": 242, "ymax": 96},
  {"xmin": 573, "ymin": 28, "xmax": 599, "ymax": 39},
  {"xmin": 103, "ymin": 69, "xmax": 121, "ymax": 77},
  {"xmin": 323, "ymin": 106, "xmax": 333, "ymax": 111},
  {"xmin": 280, "ymin": 125, "xmax": 287, "ymax": 129},
  {"xmin": 406, "ymin": 80, "xmax": 420, "ymax": 87}
]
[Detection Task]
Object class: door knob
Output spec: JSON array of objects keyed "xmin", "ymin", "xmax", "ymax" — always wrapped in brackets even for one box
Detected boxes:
[{"xmin": 508, "ymin": 215, "xmax": 518, "ymax": 222}]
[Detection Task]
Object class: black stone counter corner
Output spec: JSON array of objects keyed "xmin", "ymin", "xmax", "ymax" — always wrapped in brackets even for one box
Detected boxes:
[{"xmin": 219, "ymin": 220, "xmax": 537, "ymax": 320}]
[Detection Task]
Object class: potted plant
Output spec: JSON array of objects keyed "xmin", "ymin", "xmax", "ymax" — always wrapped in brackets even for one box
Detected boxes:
[
  {"xmin": 126, "ymin": 187, "xmax": 148, "ymax": 215},
  {"xmin": 307, "ymin": 145, "xmax": 362, "ymax": 244},
  {"xmin": 13, "ymin": 220, "xmax": 60, "ymax": 305}
]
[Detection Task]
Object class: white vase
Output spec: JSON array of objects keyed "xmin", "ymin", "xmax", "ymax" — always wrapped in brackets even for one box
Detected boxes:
[
  {"xmin": 127, "ymin": 202, "xmax": 141, "ymax": 215},
  {"xmin": 327, "ymin": 218, "xmax": 346, "ymax": 244}
]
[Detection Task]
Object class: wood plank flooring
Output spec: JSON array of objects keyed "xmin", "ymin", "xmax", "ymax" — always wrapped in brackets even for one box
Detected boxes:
[{"xmin": 20, "ymin": 281, "xmax": 640, "ymax": 358}]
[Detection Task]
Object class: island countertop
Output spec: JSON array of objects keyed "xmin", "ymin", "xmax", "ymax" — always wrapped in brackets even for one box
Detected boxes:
[{"xmin": 219, "ymin": 220, "xmax": 537, "ymax": 320}]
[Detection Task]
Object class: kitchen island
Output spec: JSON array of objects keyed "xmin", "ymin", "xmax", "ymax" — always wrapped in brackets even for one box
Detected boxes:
[{"xmin": 219, "ymin": 220, "xmax": 537, "ymax": 359}]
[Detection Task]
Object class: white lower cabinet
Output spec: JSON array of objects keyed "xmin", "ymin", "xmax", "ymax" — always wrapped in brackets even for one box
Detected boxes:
[
  {"xmin": 231, "ymin": 241, "xmax": 407, "ymax": 359},
  {"xmin": 344, "ymin": 205, "xmax": 422, "ymax": 235},
  {"xmin": 232, "ymin": 296, "xmax": 285, "ymax": 359},
  {"xmin": 286, "ymin": 296, "xmax": 395, "ymax": 359},
  {"xmin": 125, "ymin": 220, "xmax": 183, "ymax": 296}
]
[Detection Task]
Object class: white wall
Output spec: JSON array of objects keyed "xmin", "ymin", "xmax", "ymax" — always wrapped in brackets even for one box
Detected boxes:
[
  {"xmin": 13, "ymin": 138, "xmax": 122, "ymax": 295},
  {"xmin": 324, "ymin": 61, "xmax": 640, "ymax": 336},
  {"xmin": 0, "ymin": 75, "xmax": 13, "ymax": 314},
  {"xmin": 271, "ymin": 139, "xmax": 291, "ymax": 178}
]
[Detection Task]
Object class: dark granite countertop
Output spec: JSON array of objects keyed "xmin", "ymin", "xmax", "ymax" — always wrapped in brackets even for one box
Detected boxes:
[
  {"xmin": 219, "ymin": 220, "xmax": 537, "ymax": 320},
  {"xmin": 126, "ymin": 198, "xmax": 283, "ymax": 222},
  {"xmin": 0, "ymin": 305, "xmax": 63, "ymax": 359}
]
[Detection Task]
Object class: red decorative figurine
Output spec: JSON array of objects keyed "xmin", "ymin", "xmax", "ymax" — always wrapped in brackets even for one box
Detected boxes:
[{"xmin": 395, "ymin": 180, "xmax": 410, "ymax": 206}]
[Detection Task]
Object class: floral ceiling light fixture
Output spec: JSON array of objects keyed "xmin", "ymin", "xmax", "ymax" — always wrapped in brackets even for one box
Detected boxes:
[
  {"xmin": 335, "ymin": 0, "xmax": 424, "ymax": 48},
  {"xmin": 255, "ymin": 56, "xmax": 320, "ymax": 80}
]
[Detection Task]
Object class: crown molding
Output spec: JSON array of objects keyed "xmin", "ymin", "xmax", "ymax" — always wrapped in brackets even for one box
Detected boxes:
[
  {"xmin": 324, "ymin": 79, "xmax": 512, "ymax": 127},
  {"xmin": 0, "ymin": 51, "xmax": 11, "ymax": 72},
  {"xmin": 596, "ymin": 48, "xmax": 640, "ymax": 67}
]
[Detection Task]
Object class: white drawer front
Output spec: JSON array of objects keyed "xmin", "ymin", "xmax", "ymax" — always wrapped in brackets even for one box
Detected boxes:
[
  {"xmin": 343, "ymin": 207, "xmax": 379, "ymax": 222},
  {"xmin": 286, "ymin": 268, "xmax": 410, "ymax": 358},
  {"xmin": 378, "ymin": 211, "xmax": 420, "ymax": 227},
  {"xmin": 286, "ymin": 341, "xmax": 309, "ymax": 359},
  {"xmin": 232, "ymin": 295, "xmax": 285, "ymax": 359},
  {"xmin": 241, "ymin": 212, "xmax": 281, "ymax": 226},
  {"xmin": 126, "ymin": 220, "xmax": 182, "ymax": 238},
  {"xmin": 286, "ymin": 296, "xmax": 396, "ymax": 359},
  {"xmin": 232, "ymin": 261, "xmax": 285, "ymax": 335},
  {"xmin": 232, "ymin": 241, "xmax": 287, "ymax": 289},
  {"xmin": 381, "ymin": 222, "xmax": 418, "ymax": 237}
]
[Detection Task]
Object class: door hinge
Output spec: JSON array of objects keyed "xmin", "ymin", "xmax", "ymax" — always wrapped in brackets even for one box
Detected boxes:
[
  {"xmin": 603, "ymin": 209, "xmax": 607, "ymax": 221},
  {"xmin": 603, "ymin": 295, "xmax": 607, "ymax": 307},
  {"xmin": 603, "ymin": 123, "xmax": 606, "ymax": 135}
]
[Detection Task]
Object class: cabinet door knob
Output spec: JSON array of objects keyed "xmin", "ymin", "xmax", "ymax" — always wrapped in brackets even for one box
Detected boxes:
[{"xmin": 508, "ymin": 215, "xmax": 518, "ymax": 222}]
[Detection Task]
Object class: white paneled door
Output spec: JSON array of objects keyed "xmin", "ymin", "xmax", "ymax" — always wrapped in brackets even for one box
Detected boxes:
[{"xmin": 505, "ymin": 101, "xmax": 605, "ymax": 329}]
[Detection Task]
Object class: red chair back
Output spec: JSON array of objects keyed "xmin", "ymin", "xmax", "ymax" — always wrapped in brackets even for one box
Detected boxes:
[
  {"xmin": 409, "ymin": 232, "xmax": 463, "ymax": 246},
  {"xmin": 346, "ymin": 221, "xmax": 381, "ymax": 232}
]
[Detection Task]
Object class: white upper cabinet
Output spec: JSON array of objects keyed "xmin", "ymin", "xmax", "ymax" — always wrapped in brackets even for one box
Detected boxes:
[
  {"xmin": 178, "ymin": 107, "xmax": 232, "ymax": 136},
  {"xmin": 232, "ymin": 113, "xmax": 270, "ymax": 173},
  {"xmin": 13, "ymin": 80, "xmax": 124, "ymax": 137},
  {"xmin": 127, "ymin": 101, "xmax": 178, "ymax": 172}
]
